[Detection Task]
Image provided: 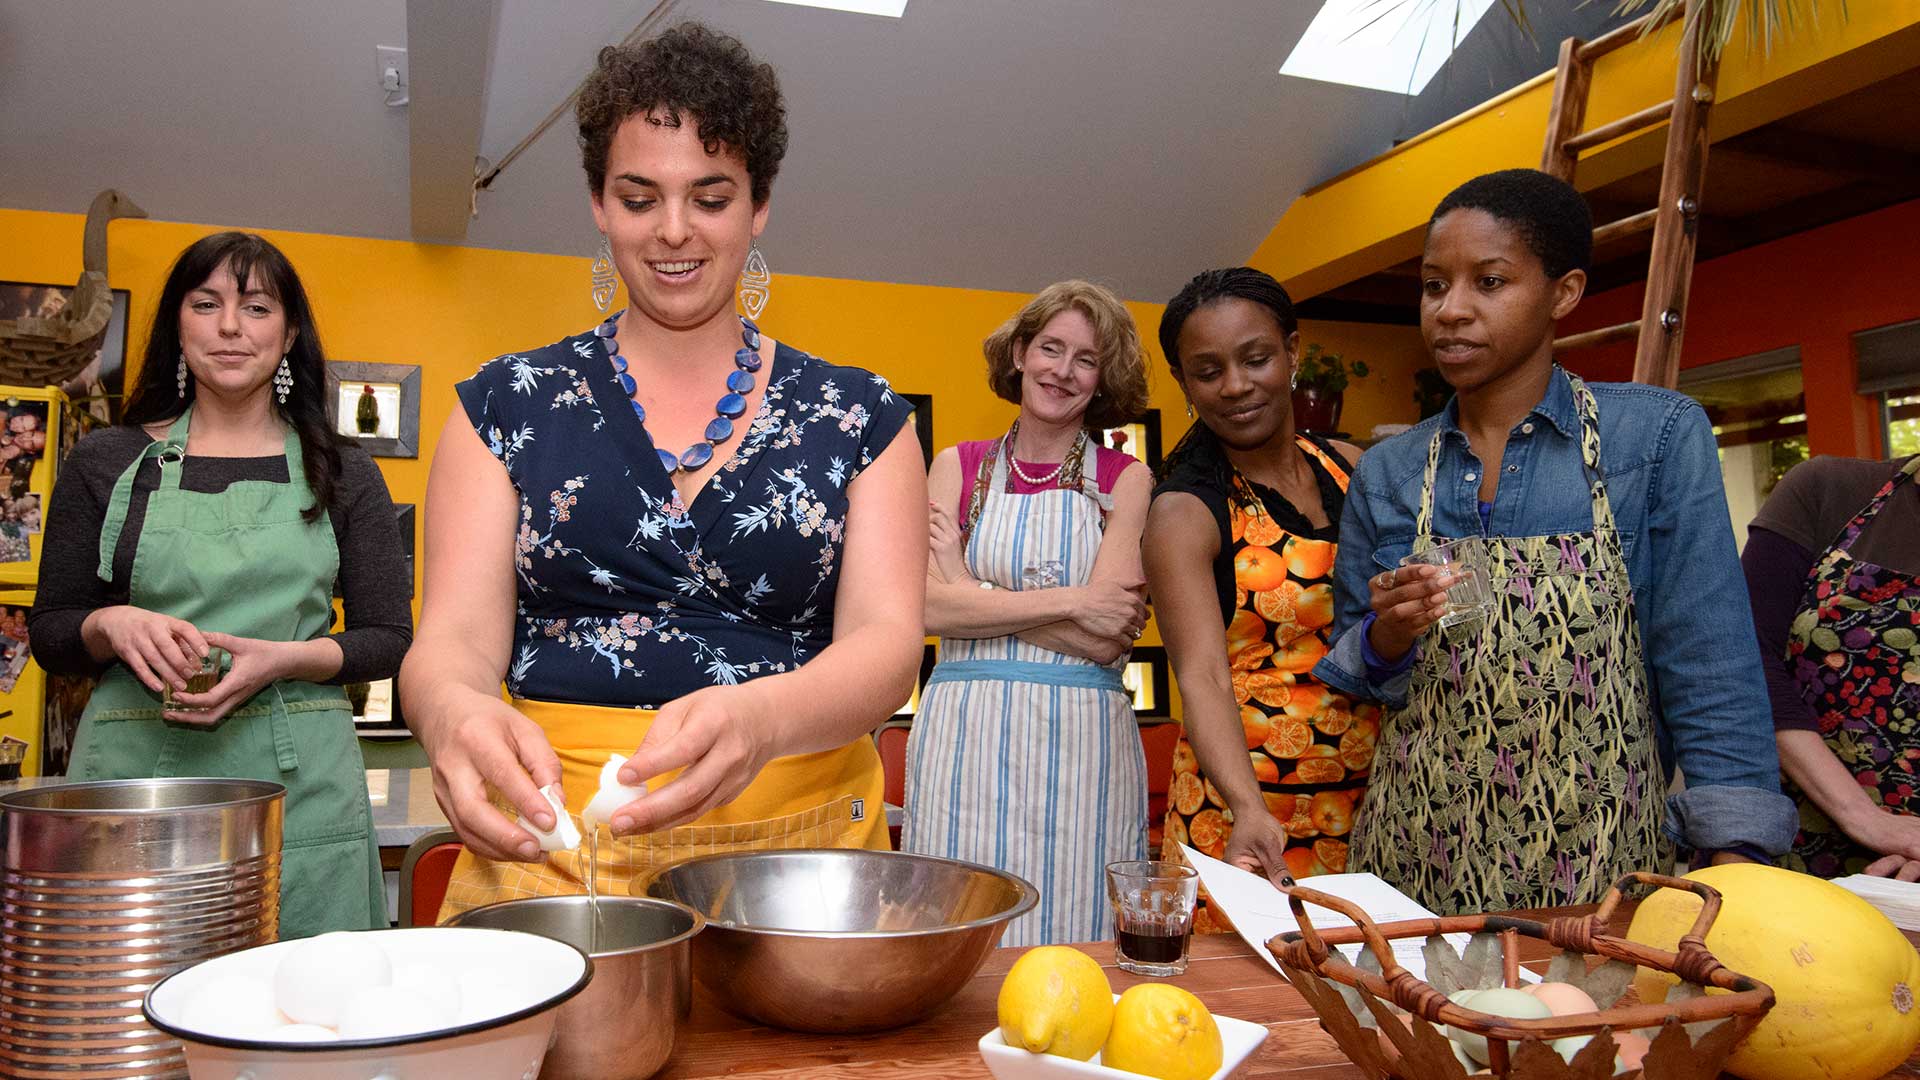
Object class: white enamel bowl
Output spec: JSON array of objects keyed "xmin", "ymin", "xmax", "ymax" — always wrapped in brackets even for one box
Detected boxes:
[{"xmin": 143, "ymin": 927, "xmax": 591, "ymax": 1080}]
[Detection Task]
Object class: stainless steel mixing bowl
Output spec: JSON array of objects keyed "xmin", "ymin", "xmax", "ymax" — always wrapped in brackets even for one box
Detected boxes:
[
  {"xmin": 447, "ymin": 896, "xmax": 702, "ymax": 1080},
  {"xmin": 639, "ymin": 849, "xmax": 1037, "ymax": 1033}
]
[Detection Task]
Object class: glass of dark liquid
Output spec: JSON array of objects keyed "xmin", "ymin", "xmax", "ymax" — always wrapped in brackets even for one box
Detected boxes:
[{"xmin": 1107, "ymin": 860, "xmax": 1198, "ymax": 977}]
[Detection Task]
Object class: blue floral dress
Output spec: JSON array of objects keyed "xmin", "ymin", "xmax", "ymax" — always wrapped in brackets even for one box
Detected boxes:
[{"xmin": 456, "ymin": 330, "xmax": 913, "ymax": 708}]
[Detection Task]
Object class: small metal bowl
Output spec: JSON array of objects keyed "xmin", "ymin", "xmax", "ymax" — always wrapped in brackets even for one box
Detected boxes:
[
  {"xmin": 640, "ymin": 849, "xmax": 1037, "ymax": 1033},
  {"xmin": 447, "ymin": 896, "xmax": 701, "ymax": 1080}
]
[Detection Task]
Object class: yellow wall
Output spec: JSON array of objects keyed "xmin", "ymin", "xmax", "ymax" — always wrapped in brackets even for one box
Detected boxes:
[
  {"xmin": 1, "ymin": 206, "xmax": 1426, "ymax": 730},
  {"xmin": 1252, "ymin": 4, "xmax": 1920, "ymax": 299}
]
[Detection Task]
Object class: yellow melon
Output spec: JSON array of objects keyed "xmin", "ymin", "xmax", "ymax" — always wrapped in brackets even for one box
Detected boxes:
[{"xmin": 1626, "ymin": 863, "xmax": 1920, "ymax": 1080}]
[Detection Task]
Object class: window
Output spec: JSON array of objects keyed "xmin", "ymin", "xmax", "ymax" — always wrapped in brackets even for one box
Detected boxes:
[{"xmin": 1679, "ymin": 348, "xmax": 1806, "ymax": 550}]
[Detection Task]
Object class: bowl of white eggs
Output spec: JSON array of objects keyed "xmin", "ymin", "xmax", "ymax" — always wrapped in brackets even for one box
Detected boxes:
[{"xmin": 142, "ymin": 927, "xmax": 592, "ymax": 1080}]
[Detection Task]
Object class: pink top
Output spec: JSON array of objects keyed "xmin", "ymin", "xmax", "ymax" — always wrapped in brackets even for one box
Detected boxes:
[{"xmin": 955, "ymin": 438, "xmax": 1136, "ymax": 517}]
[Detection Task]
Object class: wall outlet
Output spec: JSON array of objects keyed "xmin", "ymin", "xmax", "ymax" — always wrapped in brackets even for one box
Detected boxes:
[{"xmin": 375, "ymin": 45, "xmax": 408, "ymax": 92}]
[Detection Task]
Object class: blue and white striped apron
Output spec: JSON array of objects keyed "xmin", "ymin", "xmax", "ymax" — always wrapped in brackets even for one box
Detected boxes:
[{"xmin": 902, "ymin": 447, "xmax": 1148, "ymax": 946}]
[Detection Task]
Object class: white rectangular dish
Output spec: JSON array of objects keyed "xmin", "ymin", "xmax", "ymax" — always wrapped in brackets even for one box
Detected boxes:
[{"xmin": 977, "ymin": 1002, "xmax": 1269, "ymax": 1080}]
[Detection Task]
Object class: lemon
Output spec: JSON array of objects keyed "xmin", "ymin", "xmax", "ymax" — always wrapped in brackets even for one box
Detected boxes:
[
  {"xmin": 996, "ymin": 946, "xmax": 1114, "ymax": 1060},
  {"xmin": 1103, "ymin": 984, "xmax": 1224, "ymax": 1080}
]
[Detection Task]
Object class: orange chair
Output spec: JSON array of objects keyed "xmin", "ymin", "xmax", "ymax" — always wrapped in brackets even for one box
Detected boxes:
[
  {"xmin": 1139, "ymin": 721, "xmax": 1182, "ymax": 854},
  {"xmin": 874, "ymin": 719, "xmax": 912, "ymax": 848},
  {"xmin": 397, "ymin": 828, "xmax": 463, "ymax": 927}
]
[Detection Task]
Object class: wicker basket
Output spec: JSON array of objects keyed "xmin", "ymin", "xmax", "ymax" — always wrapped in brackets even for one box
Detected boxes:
[{"xmin": 1267, "ymin": 872, "xmax": 1775, "ymax": 1079}]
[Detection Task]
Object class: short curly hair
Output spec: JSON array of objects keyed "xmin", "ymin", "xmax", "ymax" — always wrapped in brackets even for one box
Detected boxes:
[
  {"xmin": 576, "ymin": 22, "xmax": 789, "ymax": 205},
  {"xmin": 984, "ymin": 281, "xmax": 1149, "ymax": 432},
  {"xmin": 1431, "ymin": 169, "xmax": 1593, "ymax": 278}
]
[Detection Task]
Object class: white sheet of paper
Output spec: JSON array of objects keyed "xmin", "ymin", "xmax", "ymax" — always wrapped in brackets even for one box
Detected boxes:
[
  {"xmin": 1833, "ymin": 874, "xmax": 1920, "ymax": 931},
  {"xmin": 1179, "ymin": 844, "xmax": 1475, "ymax": 981}
]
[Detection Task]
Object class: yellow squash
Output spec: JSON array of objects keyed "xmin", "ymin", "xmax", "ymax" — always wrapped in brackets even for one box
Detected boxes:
[{"xmin": 1627, "ymin": 863, "xmax": 1920, "ymax": 1080}]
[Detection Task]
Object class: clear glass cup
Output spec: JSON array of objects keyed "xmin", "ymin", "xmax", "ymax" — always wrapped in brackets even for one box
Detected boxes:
[
  {"xmin": 1400, "ymin": 538, "xmax": 1495, "ymax": 630},
  {"xmin": 162, "ymin": 646, "xmax": 228, "ymax": 712},
  {"xmin": 1107, "ymin": 860, "xmax": 1199, "ymax": 977}
]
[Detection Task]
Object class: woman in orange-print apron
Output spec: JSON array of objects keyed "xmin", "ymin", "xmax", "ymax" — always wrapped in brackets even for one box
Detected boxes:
[
  {"xmin": 1143, "ymin": 268, "xmax": 1376, "ymax": 932},
  {"xmin": 400, "ymin": 24, "xmax": 927, "ymax": 917}
]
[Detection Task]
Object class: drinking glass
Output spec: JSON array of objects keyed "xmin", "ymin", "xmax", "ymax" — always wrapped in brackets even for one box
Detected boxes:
[
  {"xmin": 162, "ymin": 646, "xmax": 228, "ymax": 712},
  {"xmin": 1107, "ymin": 860, "xmax": 1199, "ymax": 977},
  {"xmin": 1400, "ymin": 538, "xmax": 1495, "ymax": 630}
]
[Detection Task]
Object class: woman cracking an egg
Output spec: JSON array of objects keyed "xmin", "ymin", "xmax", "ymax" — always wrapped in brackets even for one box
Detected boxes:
[{"xmin": 403, "ymin": 22, "xmax": 925, "ymax": 917}]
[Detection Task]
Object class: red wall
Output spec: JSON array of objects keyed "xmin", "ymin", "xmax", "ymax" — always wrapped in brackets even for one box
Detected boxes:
[{"xmin": 1558, "ymin": 197, "xmax": 1920, "ymax": 458}]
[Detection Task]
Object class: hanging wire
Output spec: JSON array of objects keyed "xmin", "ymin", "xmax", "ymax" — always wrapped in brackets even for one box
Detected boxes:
[{"xmin": 470, "ymin": 0, "xmax": 681, "ymax": 215}]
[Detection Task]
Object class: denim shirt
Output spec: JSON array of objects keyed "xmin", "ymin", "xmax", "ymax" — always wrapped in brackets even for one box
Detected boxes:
[{"xmin": 1313, "ymin": 366, "xmax": 1797, "ymax": 856}]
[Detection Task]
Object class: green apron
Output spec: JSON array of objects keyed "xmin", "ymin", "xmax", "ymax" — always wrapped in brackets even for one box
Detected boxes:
[{"xmin": 69, "ymin": 407, "xmax": 385, "ymax": 938}]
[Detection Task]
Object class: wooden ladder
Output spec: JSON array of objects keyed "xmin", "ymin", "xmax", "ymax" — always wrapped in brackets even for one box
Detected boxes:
[{"xmin": 1541, "ymin": 5, "xmax": 1719, "ymax": 390}]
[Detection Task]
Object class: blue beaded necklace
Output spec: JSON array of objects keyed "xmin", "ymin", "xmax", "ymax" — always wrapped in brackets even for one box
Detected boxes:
[{"xmin": 597, "ymin": 311, "xmax": 763, "ymax": 474}]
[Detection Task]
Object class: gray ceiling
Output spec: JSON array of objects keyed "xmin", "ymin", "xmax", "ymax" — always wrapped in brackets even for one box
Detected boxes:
[{"xmin": 0, "ymin": 1, "xmax": 1621, "ymax": 303}]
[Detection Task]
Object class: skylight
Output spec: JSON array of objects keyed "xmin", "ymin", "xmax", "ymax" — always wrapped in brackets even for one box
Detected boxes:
[
  {"xmin": 758, "ymin": 0, "xmax": 908, "ymax": 16},
  {"xmin": 1280, "ymin": 0, "xmax": 1496, "ymax": 95}
]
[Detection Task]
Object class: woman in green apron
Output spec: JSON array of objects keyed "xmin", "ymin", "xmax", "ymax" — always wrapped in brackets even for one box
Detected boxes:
[
  {"xmin": 31, "ymin": 232, "xmax": 411, "ymax": 938},
  {"xmin": 1313, "ymin": 170, "xmax": 1795, "ymax": 915}
]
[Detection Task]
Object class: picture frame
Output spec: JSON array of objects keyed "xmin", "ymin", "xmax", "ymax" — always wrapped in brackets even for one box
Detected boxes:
[
  {"xmin": 1121, "ymin": 645, "xmax": 1171, "ymax": 718},
  {"xmin": 1100, "ymin": 408, "xmax": 1162, "ymax": 472},
  {"xmin": 326, "ymin": 361, "xmax": 421, "ymax": 458},
  {"xmin": 901, "ymin": 392, "xmax": 935, "ymax": 469},
  {"xmin": 0, "ymin": 281, "xmax": 130, "ymax": 425}
]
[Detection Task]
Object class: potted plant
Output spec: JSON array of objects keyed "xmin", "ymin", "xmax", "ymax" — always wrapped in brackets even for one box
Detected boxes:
[{"xmin": 1291, "ymin": 344, "xmax": 1369, "ymax": 434}]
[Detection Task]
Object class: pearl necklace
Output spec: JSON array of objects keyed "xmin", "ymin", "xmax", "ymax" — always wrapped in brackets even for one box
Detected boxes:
[
  {"xmin": 598, "ymin": 312, "xmax": 762, "ymax": 474},
  {"xmin": 1004, "ymin": 425, "xmax": 1087, "ymax": 486}
]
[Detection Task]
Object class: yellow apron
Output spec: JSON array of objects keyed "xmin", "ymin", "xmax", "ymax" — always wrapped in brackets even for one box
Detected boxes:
[{"xmin": 437, "ymin": 698, "xmax": 888, "ymax": 920}]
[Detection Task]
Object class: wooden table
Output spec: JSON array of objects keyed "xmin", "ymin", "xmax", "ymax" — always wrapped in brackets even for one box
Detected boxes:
[{"xmin": 655, "ymin": 922, "xmax": 1920, "ymax": 1079}]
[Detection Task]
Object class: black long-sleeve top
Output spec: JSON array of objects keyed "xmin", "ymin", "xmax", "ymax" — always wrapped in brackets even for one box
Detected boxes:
[{"xmin": 28, "ymin": 426, "xmax": 412, "ymax": 684}]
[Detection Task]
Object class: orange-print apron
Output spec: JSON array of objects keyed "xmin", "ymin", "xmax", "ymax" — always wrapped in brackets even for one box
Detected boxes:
[
  {"xmin": 1161, "ymin": 437, "xmax": 1379, "ymax": 932},
  {"xmin": 437, "ymin": 698, "xmax": 888, "ymax": 921}
]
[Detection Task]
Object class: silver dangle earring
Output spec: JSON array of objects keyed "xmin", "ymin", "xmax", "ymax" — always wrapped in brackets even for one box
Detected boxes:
[
  {"xmin": 1185, "ymin": 401, "xmax": 1194, "ymax": 419},
  {"xmin": 273, "ymin": 353, "xmax": 293, "ymax": 405},
  {"xmin": 176, "ymin": 351, "xmax": 187, "ymax": 398},
  {"xmin": 1290, "ymin": 370, "xmax": 1299, "ymax": 391},
  {"xmin": 590, "ymin": 234, "xmax": 617, "ymax": 314},
  {"xmin": 738, "ymin": 244, "xmax": 770, "ymax": 320}
]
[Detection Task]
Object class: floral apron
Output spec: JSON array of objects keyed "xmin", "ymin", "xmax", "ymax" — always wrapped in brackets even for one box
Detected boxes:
[
  {"xmin": 1161, "ymin": 438, "xmax": 1378, "ymax": 933},
  {"xmin": 902, "ymin": 434, "xmax": 1147, "ymax": 947},
  {"xmin": 1781, "ymin": 457, "xmax": 1920, "ymax": 878},
  {"xmin": 1350, "ymin": 374, "xmax": 1669, "ymax": 915}
]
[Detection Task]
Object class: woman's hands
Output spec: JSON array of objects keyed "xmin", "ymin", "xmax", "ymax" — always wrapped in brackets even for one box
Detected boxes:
[
  {"xmin": 1365, "ymin": 565, "xmax": 1455, "ymax": 662},
  {"xmin": 160, "ymin": 632, "xmax": 283, "ymax": 725},
  {"xmin": 80, "ymin": 605, "xmax": 209, "ymax": 693},
  {"xmin": 1221, "ymin": 804, "xmax": 1296, "ymax": 887},
  {"xmin": 608, "ymin": 685, "xmax": 776, "ymax": 837},
  {"xmin": 413, "ymin": 688, "xmax": 563, "ymax": 862},
  {"xmin": 1074, "ymin": 578, "xmax": 1149, "ymax": 642},
  {"xmin": 928, "ymin": 501, "xmax": 968, "ymax": 583}
]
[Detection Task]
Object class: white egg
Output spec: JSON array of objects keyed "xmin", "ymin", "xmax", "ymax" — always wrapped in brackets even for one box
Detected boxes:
[
  {"xmin": 517, "ymin": 783, "xmax": 582, "ymax": 852},
  {"xmin": 265, "ymin": 1024, "xmax": 341, "ymax": 1042},
  {"xmin": 181, "ymin": 974, "xmax": 286, "ymax": 1038},
  {"xmin": 581, "ymin": 754, "xmax": 648, "ymax": 830},
  {"xmin": 273, "ymin": 931, "xmax": 393, "ymax": 1027},
  {"xmin": 1553, "ymin": 1034, "xmax": 1594, "ymax": 1063},
  {"xmin": 456, "ymin": 969, "xmax": 529, "ymax": 1024},
  {"xmin": 1446, "ymin": 986, "xmax": 1551, "ymax": 1065},
  {"xmin": 336, "ymin": 984, "xmax": 457, "ymax": 1040},
  {"xmin": 392, "ymin": 963, "xmax": 462, "ymax": 1023}
]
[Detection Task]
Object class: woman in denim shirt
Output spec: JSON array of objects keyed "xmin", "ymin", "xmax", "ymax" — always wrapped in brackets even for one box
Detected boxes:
[{"xmin": 1314, "ymin": 169, "xmax": 1794, "ymax": 914}]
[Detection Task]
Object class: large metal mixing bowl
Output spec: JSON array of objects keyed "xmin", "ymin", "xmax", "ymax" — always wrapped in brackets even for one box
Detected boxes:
[{"xmin": 639, "ymin": 849, "xmax": 1037, "ymax": 1033}]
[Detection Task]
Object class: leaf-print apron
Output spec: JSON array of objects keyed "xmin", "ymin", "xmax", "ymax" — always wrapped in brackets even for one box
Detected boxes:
[
  {"xmin": 1161, "ymin": 437, "xmax": 1378, "ymax": 933},
  {"xmin": 1350, "ymin": 373, "xmax": 1668, "ymax": 915},
  {"xmin": 1781, "ymin": 457, "xmax": 1920, "ymax": 878},
  {"xmin": 901, "ymin": 436, "xmax": 1147, "ymax": 948},
  {"xmin": 437, "ymin": 698, "xmax": 888, "ymax": 920}
]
